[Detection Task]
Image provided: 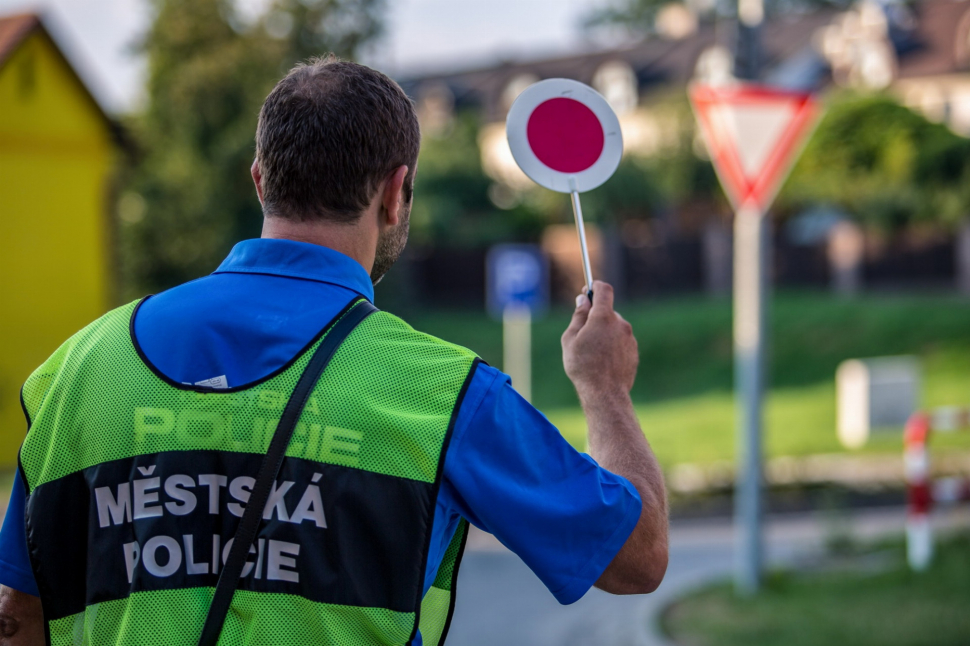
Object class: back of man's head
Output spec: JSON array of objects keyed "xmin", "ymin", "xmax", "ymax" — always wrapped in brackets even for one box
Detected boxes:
[{"xmin": 255, "ymin": 56, "xmax": 420, "ymax": 223}]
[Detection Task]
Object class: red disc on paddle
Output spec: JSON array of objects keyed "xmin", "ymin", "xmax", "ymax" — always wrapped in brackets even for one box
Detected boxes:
[
  {"xmin": 506, "ymin": 78, "xmax": 622, "ymax": 193},
  {"xmin": 526, "ymin": 98, "xmax": 605, "ymax": 174}
]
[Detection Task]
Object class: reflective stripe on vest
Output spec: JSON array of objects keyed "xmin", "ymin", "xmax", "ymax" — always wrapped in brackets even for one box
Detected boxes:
[{"xmin": 19, "ymin": 297, "xmax": 478, "ymax": 646}]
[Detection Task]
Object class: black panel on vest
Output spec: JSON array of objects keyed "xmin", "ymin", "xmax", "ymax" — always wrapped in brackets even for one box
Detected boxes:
[{"xmin": 25, "ymin": 450, "xmax": 433, "ymax": 620}]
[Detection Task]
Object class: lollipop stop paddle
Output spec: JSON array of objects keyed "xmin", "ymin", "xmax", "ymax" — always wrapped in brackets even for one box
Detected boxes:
[{"xmin": 506, "ymin": 79, "xmax": 623, "ymax": 304}]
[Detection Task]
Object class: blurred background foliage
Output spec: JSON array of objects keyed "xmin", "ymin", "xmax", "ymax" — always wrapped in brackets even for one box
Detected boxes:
[
  {"xmin": 114, "ymin": 0, "xmax": 970, "ymax": 299},
  {"xmin": 782, "ymin": 92, "xmax": 970, "ymax": 231},
  {"xmin": 408, "ymin": 112, "xmax": 540, "ymax": 247},
  {"xmin": 117, "ymin": 0, "xmax": 385, "ymax": 299}
]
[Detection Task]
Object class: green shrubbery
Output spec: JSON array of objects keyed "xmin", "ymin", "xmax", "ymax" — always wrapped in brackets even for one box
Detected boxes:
[{"xmin": 664, "ymin": 533, "xmax": 970, "ymax": 646}]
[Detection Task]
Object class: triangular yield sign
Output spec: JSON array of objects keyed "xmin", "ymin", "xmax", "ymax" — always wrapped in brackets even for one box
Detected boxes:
[{"xmin": 690, "ymin": 84, "xmax": 820, "ymax": 214}]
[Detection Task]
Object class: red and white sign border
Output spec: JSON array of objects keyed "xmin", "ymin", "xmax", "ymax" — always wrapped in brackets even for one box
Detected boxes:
[
  {"xmin": 690, "ymin": 83, "xmax": 820, "ymax": 214},
  {"xmin": 506, "ymin": 78, "xmax": 624, "ymax": 194}
]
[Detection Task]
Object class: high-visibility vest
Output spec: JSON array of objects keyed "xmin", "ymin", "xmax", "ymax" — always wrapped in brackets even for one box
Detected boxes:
[{"xmin": 19, "ymin": 297, "xmax": 478, "ymax": 646}]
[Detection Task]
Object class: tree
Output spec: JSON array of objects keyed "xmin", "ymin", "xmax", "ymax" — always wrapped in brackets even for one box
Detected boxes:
[
  {"xmin": 409, "ymin": 112, "xmax": 523, "ymax": 247},
  {"xmin": 582, "ymin": 0, "xmax": 674, "ymax": 37},
  {"xmin": 781, "ymin": 92, "xmax": 970, "ymax": 230},
  {"xmin": 118, "ymin": 0, "xmax": 384, "ymax": 298}
]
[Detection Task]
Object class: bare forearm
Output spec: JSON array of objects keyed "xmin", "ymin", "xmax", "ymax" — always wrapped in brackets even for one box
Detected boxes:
[
  {"xmin": 0, "ymin": 587, "xmax": 41, "ymax": 646},
  {"xmin": 584, "ymin": 391, "xmax": 658, "ymax": 488},
  {"xmin": 582, "ymin": 390, "xmax": 668, "ymax": 593},
  {"xmin": 0, "ymin": 586, "xmax": 43, "ymax": 646},
  {"xmin": 560, "ymin": 282, "xmax": 668, "ymax": 594}
]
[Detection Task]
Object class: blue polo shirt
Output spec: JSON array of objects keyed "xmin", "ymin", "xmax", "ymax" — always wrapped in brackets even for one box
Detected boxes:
[{"xmin": 0, "ymin": 239, "xmax": 641, "ymax": 636}]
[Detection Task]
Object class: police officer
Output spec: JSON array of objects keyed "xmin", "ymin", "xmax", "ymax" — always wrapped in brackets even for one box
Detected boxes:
[{"xmin": 0, "ymin": 57, "xmax": 667, "ymax": 646}]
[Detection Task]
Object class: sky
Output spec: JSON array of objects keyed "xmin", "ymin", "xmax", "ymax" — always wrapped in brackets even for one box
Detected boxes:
[{"xmin": 0, "ymin": 0, "xmax": 611, "ymax": 113}]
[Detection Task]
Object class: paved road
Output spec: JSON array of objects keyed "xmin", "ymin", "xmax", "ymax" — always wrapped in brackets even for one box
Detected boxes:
[
  {"xmin": 1, "ymin": 492, "xmax": 966, "ymax": 645},
  {"xmin": 446, "ymin": 506, "xmax": 970, "ymax": 646}
]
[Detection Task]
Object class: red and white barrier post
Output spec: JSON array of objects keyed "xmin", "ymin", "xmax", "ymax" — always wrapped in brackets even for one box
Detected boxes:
[
  {"xmin": 903, "ymin": 408, "xmax": 970, "ymax": 571},
  {"xmin": 904, "ymin": 412, "xmax": 933, "ymax": 571}
]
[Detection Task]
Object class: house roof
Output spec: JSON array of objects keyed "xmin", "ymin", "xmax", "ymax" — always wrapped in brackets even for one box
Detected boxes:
[
  {"xmin": 399, "ymin": 10, "xmax": 838, "ymax": 121},
  {"xmin": 0, "ymin": 11, "xmax": 124, "ymax": 145},
  {"xmin": 0, "ymin": 13, "xmax": 40, "ymax": 69}
]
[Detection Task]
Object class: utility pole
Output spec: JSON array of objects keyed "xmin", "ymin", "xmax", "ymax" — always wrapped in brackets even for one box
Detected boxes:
[
  {"xmin": 733, "ymin": 0, "xmax": 765, "ymax": 596},
  {"xmin": 736, "ymin": 0, "xmax": 763, "ymax": 81}
]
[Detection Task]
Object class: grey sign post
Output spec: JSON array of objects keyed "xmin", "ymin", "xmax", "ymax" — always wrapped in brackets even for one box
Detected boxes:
[
  {"xmin": 733, "ymin": 0, "xmax": 768, "ymax": 600},
  {"xmin": 734, "ymin": 0, "xmax": 765, "ymax": 595},
  {"xmin": 733, "ymin": 205, "xmax": 768, "ymax": 596},
  {"xmin": 690, "ymin": 83, "xmax": 820, "ymax": 595}
]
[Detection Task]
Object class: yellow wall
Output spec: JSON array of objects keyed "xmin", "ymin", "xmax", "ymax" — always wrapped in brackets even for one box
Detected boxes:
[{"xmin": 0, "ymin": 31, "xmax": 115, "ymax": 467}]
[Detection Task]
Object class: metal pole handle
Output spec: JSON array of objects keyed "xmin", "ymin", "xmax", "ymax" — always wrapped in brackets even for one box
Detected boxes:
[{"xmin": 569, "ymin": 185, "xmax": 594, "ymax": 301}]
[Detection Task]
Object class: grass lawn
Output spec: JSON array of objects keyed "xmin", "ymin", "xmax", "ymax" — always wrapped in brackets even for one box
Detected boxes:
[
  {"xmin": 404, "ymin": 291, "xmax": 970, "ymax": 466},
  {"xmin": 545, "ymin": 379, "xmax": 970, "ymax": 466},
  {"xmin": 1, "ymin": 292, "xmax": 968, "ymax": 481},
  {"xmin": 662, "ymin": 533, "xmax": 970, "ymax": 646}
]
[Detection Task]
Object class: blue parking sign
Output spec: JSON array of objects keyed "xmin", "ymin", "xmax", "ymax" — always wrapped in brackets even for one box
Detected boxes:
[{"xmin": 487, "ymin": 244, "xmax": 549, "ymax": 319}]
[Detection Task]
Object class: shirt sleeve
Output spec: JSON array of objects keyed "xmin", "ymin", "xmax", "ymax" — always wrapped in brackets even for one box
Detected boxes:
[
  {"xmin": 440, "ymin": 364, "xmax": 642, "ymax": 605},
  {"xmin": 0, "ymin": 469, "xmax": 39, "ymax": 596}
]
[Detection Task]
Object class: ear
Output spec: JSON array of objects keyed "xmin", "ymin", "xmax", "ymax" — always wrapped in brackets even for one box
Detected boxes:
[
  {"xmin": 251, "ymin": 159, "xmax": 265, "ymax": 205},
  {"xmin": 381, "ymin": 165, "xmax": 409, "ymax": 227}
]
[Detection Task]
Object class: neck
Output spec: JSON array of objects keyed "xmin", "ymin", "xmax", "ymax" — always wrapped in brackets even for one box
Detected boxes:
[{"xmin": 261, "ymin": 215, "xmax": 377, "ymax": 274}]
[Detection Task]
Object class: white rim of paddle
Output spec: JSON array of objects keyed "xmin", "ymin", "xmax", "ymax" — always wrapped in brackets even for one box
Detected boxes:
[{"xmin": 505, "ymin": 78, "xmax": 623, "ymax": 194}]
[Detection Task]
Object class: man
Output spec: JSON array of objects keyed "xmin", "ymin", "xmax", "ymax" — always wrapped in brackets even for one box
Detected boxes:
[{"xmin": 0, "ymin": 57, "xmax": 667, "ymax": 646}]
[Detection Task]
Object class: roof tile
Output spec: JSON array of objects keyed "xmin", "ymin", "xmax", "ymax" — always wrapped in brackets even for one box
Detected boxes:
[{"xmin": 0, "ymin": 13, "xmax": 39, "ymax": 69}]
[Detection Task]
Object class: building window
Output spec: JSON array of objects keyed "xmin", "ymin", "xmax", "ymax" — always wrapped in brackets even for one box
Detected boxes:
[
  {"xmin": 416, "ymin": 82, "xmax": 455, "ymax": 136},
  {"xmin": 501, "ymin": 74, "xmax": 540, "ymax": 112},
  {"xmin": 593, "ymin": 61, "xmax": 638, "ymax": 115},
  {"xmin": 953, "ymin": 8, "xmax": 970, "ymax": 68}
]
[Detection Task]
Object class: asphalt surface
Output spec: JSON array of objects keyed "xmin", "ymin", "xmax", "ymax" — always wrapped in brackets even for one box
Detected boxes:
[
  {"xmin": 1, "ymin": 494, "xmax": 966, "ymax": 646},
  {"xmin": 446, "ymin": 506, "xmax": 970, "ymax": 646}
]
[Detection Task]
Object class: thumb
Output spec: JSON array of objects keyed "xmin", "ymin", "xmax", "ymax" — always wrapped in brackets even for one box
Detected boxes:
[
  {"xmin": 588, "ymin": 280, "xmax": 614, "ymax": 317},
  {"xmin": 562, "ymin": 293, "xmax": 591, "ymax": 341}
]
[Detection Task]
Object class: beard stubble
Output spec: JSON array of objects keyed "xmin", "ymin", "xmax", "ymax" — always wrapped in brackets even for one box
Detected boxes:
[{"xmin": 370, "ymin": 202, "xmax": 410, "ymax": 286}]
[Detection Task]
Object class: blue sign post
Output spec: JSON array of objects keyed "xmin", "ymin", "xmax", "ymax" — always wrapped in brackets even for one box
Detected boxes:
[
  {"xmin": 487, "ymin": 245, "xmax": 549, "ymax": 402},
  {"xmin": 487, "ymin": 244, "xmax": 549, "ymax": 319}
]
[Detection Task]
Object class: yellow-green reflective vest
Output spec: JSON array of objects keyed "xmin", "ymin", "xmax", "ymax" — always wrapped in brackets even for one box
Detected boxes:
[{"xmin": 19, "ymin": 297, "xmax": 478, "ymax": 646}]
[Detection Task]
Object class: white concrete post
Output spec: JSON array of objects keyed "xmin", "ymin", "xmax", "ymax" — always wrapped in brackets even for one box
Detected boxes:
[{"xmin": 503, "ymin": 305, "xmax": 532, "ymax": 402}]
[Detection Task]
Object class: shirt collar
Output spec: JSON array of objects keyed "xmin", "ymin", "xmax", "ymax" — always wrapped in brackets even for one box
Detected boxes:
[{"xmin": 213, "ymin": 238, "xmax": 375, "ymax": 302}]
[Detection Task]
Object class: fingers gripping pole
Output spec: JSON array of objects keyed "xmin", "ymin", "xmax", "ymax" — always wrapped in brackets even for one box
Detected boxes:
[{"xmin": 569, "ymin": 182, "xmax": 594, "ymax": 299}]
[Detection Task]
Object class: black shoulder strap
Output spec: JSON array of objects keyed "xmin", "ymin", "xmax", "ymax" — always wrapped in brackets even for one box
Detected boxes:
[{"xmin": 197, "ymin": 299, "xmax": 378, "ymax": 646}]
